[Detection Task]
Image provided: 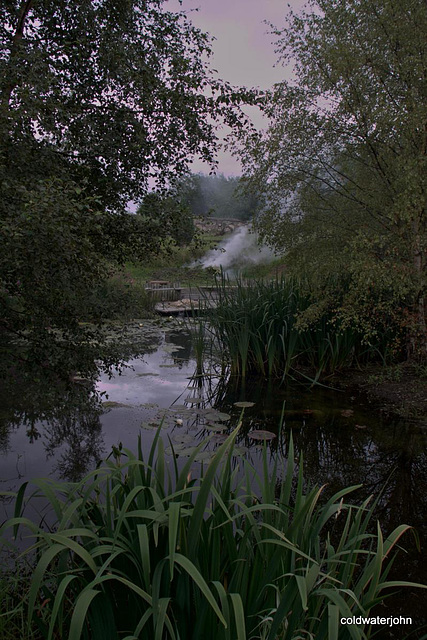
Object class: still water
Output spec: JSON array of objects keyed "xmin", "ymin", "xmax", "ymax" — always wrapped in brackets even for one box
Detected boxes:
[{"xmin": 1, "ymin": 319, "xmax": 426, "ymax": 637}]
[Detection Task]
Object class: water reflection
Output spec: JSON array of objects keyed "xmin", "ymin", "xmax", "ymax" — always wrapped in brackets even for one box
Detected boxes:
[
  {"xmin": 165, "ymin": 328, "xmax": 193, "ymax": 366},
  {"xmin": 184, "ymin": 372, "xmax": 427, "ymax": 634},
  {"xmin": 0, "ymin": 376, "xmax": 103, "ymax": 482},
  {"xmin": 2, "ymin": 329, "xmax": 426, "ymax": 533},
  {"xmin": 0, "ymin": 326, "xmax": 426, "ymax": 634},
  {"xmin": 0, "ymin": 320, "xmax": 164, "ymax": 485},
  {"xmin": 43, "ymin": 404, "xmax": 104, "ymax": 482},
  {"xmin": 212, "ymin": 376, "xmax": 427, "ymax": 529}
]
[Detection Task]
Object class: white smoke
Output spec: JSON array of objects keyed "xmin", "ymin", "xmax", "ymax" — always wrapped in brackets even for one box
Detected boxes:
[{"xmin": 198, "ymin": 225, "xmax": 275, "ymax": 271}]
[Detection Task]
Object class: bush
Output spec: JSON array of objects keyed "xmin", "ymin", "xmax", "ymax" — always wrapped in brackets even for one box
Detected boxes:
[{"xmin": 80, "ymin": 271, "xmax": 154, "ymax": 321}]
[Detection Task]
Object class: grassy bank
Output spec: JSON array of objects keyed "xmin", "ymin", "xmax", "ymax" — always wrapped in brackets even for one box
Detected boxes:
[
  {"xmin": 125, "ymin": 231, "xmax": 224, "ymax": 288},
  {"xmin": 1, "ymin": 426, "xmax": 423, "ymax": 639},
  {"xmin": 76, "ymin": 231, "xmax": 224, "ymax": 322}
]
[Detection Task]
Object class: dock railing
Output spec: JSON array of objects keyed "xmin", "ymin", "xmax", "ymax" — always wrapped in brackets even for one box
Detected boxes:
[{"xmin": 145, "ymin": 281, "xmax": 182, "ymax": 302}]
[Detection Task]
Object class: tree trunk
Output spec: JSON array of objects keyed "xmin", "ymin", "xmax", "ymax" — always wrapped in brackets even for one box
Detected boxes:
[
  {"xmin": 408, "ymin": 219, "xmax": 427, "ymax": 361},
  {"xmin": 1, "ymin": 0, "xmax": 34, "ymax": 121}
]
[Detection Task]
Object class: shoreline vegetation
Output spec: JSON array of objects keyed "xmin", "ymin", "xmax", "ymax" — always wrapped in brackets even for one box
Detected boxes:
[
  {"xmin": 1, "ymin": 427, "xmax": 425, "ymax": 640},
  {"xmin": 115, "ymin": 238, "xmax": 427, "ymax": 421}
]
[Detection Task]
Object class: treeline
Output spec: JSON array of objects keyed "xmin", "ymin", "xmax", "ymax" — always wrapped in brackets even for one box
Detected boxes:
[
  {"xmin": 136, "ymin": 173, "xmax": 258, "ymax": 246},
  {"xmin": 175, "ymin": 173, "xmax": 258, "ymax": 221},
  {"xmin": 0, "ymin": 0, "xmax": 253, "ymax": 378}
]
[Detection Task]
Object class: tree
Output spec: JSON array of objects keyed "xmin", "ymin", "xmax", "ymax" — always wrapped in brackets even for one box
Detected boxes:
[
  {"xmin": 174, "ymin": 172, "xmax": 259, "ymax": 221},
  {"xmin": 137, "ymin": 191, "xmax": 195, "ymax": 246},
  {"xmin": 239, "ymin": 0, "xmax": 427, "ymax": 358},
  {"xmin": 0, "ymin": 0, "xmax": 254, "ymax": 371}
]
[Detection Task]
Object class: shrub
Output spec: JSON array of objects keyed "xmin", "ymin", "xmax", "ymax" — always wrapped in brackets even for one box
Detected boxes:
[{"xmin": 80, "ymin": 271, "xmax": 153, "ymax": 321}]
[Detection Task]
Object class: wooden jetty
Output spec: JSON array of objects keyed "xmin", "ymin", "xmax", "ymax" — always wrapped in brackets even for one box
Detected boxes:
[
  {"xmin": 145, "ymin": 280, "xmax": 182, "ymax": 302},
  {"xmin": 149, "ymin": 281, "xmax": 242, "ymax": 315},
  {"xmin": 149, "ymin": 282, "xmax": 219, "ymax": 315},
  {"xmin": 154, "ymin": 297, "xmax": 217, "ymax": 316}
]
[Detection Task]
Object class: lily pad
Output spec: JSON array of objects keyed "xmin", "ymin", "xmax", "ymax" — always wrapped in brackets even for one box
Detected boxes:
[
  {"xmin": 102, "ymin": 401, "xmax": 133, "ymax": 409},
  {"xmin": 191, "ymin": 408, "xmax": 210, "ymax": 417},
  {"xmin": 165, "ymin": 443, "xmax": 189, "ymax": 455},
  {"xmin": 205, "ymin": 411, "xmax": 231, "ymax": 422},
  {"xmin": 141, "ymin": 421, "xmax": 167, "ymax": 430},
  {"xmin": 172, "ymin": 434, "xmax": 196, "ymax": 444},
  {"xmin": 248, "ymin": 429, "xmax": 276, "ymax": 441},
  {"xmin": 174, "ymin": 446, "xmax": 200, "ymax": 457},
  {"xmin": 233, "ymin": 401, "xmax": 255, "ymax": 408},
  {"xmin": 185, "ymin": 396, "xmax": 205, "ymax": 404},
  {"xmin": 194, "ymin": 451, "xmax": 215, "ymax": 463},
  {"xmin": 233, "ymin": 446, "xmax": 249, "ymax": 457},
  {"xmin": 136, "ymin": 372, "xmax": 160, "ymax": 377},
  {"xmin": 211, "ymin": 434, "xmax": 227, "ymax": 444},
  {"xmin": 204, "ymin": 423, "xmax": 228, "ymax": 432}
]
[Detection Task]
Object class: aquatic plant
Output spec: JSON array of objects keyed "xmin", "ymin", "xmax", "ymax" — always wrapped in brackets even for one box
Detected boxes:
[
  {"xmin": 1, "ymin": 426, "xmax": 423, "ymax": 640},
  {"xmin": 203, "ymin": 273, "xmax": 392, "ymax": 381}
]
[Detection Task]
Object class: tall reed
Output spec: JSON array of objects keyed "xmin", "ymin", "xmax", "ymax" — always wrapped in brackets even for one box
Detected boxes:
[
  {"xmin": 204, "ymin": 273, "xmax": 386, "ymax": 380},
  {"xmin": 1, "ymin": 427, "xmax": 423, "ymax": 639}
]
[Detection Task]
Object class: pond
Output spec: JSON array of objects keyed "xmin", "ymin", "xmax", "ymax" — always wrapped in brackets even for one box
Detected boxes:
[{"xmin": 1, "ymin": 318, "xmax": 426, "ymax": 637}]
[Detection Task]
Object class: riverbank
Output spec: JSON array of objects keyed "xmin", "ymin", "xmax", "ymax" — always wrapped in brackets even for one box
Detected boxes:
[
  {"xmin": 121, "ymin": 232, "xmax": 427, "ymax": 422},
  {"xmin": 336, "ymin": 363, "xmax": 427, "ymax": 420}
]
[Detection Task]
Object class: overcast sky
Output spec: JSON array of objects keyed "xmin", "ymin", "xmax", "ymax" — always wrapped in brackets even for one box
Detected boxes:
[{"xmin": 167, "ymin": 0, "xmax": 305, "ymax": 175}]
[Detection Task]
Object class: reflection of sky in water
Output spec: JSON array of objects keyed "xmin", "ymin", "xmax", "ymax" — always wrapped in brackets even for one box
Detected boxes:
[
  {"xmin": 0, "ymin": 331, "xmax": 199, "ymax": 501},
  {"xmin": 98, "ymin": 337, "xmax": 197, "ymax": 407}
]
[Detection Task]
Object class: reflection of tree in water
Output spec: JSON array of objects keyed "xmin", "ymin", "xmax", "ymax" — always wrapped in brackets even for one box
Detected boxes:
[
  {"xmin": 207, "ymin": 373, "xmax": 427, "ymax": 627},
  {"xmin": 175, "ymin": 369, "xmax": 427, "ymax": 537},
  {"xmin": 208, "ymin": 374, "xmax": 427, "ymax": 531},
  {"xmin": 43, "ymin": 403, "xmax": 104, "ymax": 482},
  {"xmin": 0, "ymin": 365, "xmax": 104, "ymax": 482},
  {"xmin": 290, "ymin": 421, "xmax": 427, "ymax": 532},
  {"xmin": 360, "ymin": 424, "xmax": 427, "ymax": 527},
  {"xmin": 0, "ymin": 419, "xmax": 10, "ymax": 454},
  {"xmin": 0, "ymin": 327, "xmax": 162, "ymax": 478},
  {"xmin": 165, "ymin": 329, "xmax": 193, "ymax": 368}
]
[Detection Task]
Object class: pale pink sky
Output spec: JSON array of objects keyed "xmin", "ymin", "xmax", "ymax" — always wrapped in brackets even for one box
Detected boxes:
[{"xmin": 167, "ymin": 0, "xmax": 305, "ymax": 175}]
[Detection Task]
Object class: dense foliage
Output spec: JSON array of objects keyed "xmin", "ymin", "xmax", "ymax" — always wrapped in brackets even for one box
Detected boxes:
[
  {"xmin": 239, "ymin": 0, "xmax": 427, "ymax": 359},
  {"xmin": 0, "ymin": 0, "xmax": 253, "ymax": 372},
  {"xmin": 1, "ymin": 428, "xmax": 421, "ymax": 639},
  {"xmin": 136, "ymin": 191, "xmax": 195, "ymax": 246}
]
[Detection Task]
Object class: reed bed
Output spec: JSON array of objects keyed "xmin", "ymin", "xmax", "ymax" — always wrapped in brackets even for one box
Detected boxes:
[
  {"xmin": 1, "ymin": 427, "xmax": 422, "ymax": 640},
  {"xmin": 203, "ymin": 274, "xmax": 387, "ymax": 380}
]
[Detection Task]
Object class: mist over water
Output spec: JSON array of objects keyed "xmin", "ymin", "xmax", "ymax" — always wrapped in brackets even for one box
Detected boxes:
[{"xmin": 197, "ymin": 225, "xmax": 275, "ymax": 271}]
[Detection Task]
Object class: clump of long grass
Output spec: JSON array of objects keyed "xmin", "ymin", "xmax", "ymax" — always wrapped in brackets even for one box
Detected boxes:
[
  {"xmin": 1, "ymin": 426, "xmax": 423, "ymax": 640},
  {"xmin": 0, "ymin": 564, "xmax": 41, "ymax": 640},
  {"xmin": 205, "ymin": 273, "xmax": 387, "ymax": 380}
]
